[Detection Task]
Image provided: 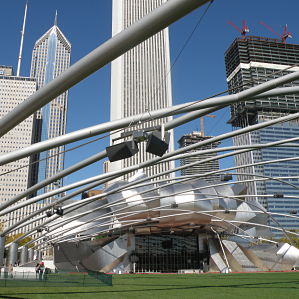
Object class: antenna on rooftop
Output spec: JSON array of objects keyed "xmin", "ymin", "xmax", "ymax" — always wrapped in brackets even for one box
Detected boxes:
[
  {"xmin": 54, "ymin": 10, "xmax": 58, "ymax": 26},
  {"xmin": 17, "ymin": 1, "xmax": 28, "ymax": 77}
]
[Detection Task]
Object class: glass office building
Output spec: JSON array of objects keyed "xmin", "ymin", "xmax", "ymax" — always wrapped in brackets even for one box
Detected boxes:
[
  {"xmin": 225, "ymin": 36, "xmax": 299, "ymax": 237},
  {"xmin": 259, "ymin": 120, "xmax": 299, "ymax": 234},
  {"xmin": 29, "ymin": 20, "xmax": 71, "ymax": 198}
]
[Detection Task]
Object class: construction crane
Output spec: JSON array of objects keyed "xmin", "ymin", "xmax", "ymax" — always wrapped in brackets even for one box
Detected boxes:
[
  {"xmin": 227, "ymin": 20, "xmax": 249, "ymax": 37},
  {"xmin": 259, "ymin": 21, "xmax": 292, "ymax": 43},
  {"xmin": 200, "ymin": 114, "xmax": 216, "ymax": 137}
]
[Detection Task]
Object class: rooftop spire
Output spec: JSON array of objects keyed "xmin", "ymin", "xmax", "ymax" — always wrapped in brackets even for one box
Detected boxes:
[
  {"xmin": 17, "ymin": 1, "xmax": 28, "ymax": 77},
  {"xmin": 54, "ymin": 10, "xmax": 58, "ymax": 26}
]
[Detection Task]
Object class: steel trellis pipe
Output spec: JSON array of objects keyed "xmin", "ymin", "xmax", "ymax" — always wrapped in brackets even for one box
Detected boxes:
[
  {"xmin": 18, "ymin": 178, "xmax": 299, "ymax": 247},
  {"xmin": 12, "ymin": 175, "xmax": 298, "ymax": 242},
  {"xmin": 0, "ymin": 150, "xmax": 107, "ymax": 212},
  {"xmin": 34, "ymin": 207, "xmax": 259, "ymax": 248},
  {"xmin": 0, "ymin": 0, "xmax": 211, "ymax": 138},
  {"xmin": 3, "ymin": 145, "xmax": 299, "ymax": 236},
  {"xmin": 4, "ymin": 114, "xmax": 299, "ymax": 237},
  {"xmin": 36, "ymin": 173, "xmax": 299, "ymax": 246},
  {"xmin": 5, "ymin": 134, "xmax": 299, "ymax": 215},
  {"xmin": 2, "ymin": 84, "xmax": 299, "ymax": 166},
  {"xmin": 3, "ymin": 110, "xmax": 299, "ymax": 214}
]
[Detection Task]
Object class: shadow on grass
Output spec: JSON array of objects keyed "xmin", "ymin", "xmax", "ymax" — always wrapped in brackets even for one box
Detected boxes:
[
  {"xmin": 0, "ymin": 296, "xmax": 26, "ymax": 299},
  {"xmin": 2, "ymin": 280, "xmax": 299, "ymax": 296}
]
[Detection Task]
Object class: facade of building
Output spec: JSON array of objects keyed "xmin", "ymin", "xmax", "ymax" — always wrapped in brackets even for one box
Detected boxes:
[
  {"xmin": 178, "ymin": 132, "xmax": 220, "ymax": 183},
  {"xmin": 29, "ymin": 21, "xmax": 71, "ymax": 198},
  {"xmin": 109, "ymin": 0, "xmax": 174, "ymax": 180},
  {"xmin": 0, "ymin": 66, "xmax": 44, "ymax": 233},
  {"xmin": 225, "ymin": 36, "xmax": 299, "ymax": 237}
]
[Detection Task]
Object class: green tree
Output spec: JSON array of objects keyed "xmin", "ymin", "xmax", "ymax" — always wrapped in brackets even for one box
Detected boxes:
[
  {"xmin": 5, "ymin": 233, "xmax": 33, "ymax": 247},
  {"xmin": 277, "ymin": 229, "xmax": 299, "ymax": 248}
]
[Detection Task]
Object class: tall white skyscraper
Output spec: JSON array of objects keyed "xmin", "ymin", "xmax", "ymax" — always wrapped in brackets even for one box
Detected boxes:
[
  {"xmin": 0, "ymin": 66, "xmax": 44, "ymax": 233},
  {"xmin": 29, "ymin": 18, "xmax": 71, "ymax": 197},
  {"xmin": 110, "ymin": 0, "xmax": 174, "ymax": 179}
]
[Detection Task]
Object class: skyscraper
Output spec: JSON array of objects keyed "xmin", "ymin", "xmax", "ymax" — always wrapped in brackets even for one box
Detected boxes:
[
  {"xmin": 109, "ymin": 0, "xmax": 174, "ymax": 180},
  {"xmin": 29, "ymin": 16, "xmax": 71, "ymax": 198},
  {"xmin": 0, "ymin": 66, "xmax": 42, "ymax": 233},
  {"xmin": 225, "ymin": 36, "xmax": 299, "ymax": 237},
  {"xmin": 178, "ymin": 132, "xmax": 220, "ymax": 183}
]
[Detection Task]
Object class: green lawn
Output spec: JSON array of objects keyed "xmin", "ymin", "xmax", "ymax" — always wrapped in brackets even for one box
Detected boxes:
[{"xmin": 0, "ymin": 272, "xmax": 298, "ymax": 299}]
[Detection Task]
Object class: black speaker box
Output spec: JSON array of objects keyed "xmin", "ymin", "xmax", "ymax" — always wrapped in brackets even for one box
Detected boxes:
[
  {"xmin": 220, "ymin": 174, "xmax": 232, "ymax": 182},
  {"xmin": 55, "ymin": 207, "xmax": 64, "ymax": 216},
  {"xmin": 106, "ymin": 140, "xmax": 139, "ymax": 162},
  {"xmin": 146, "ymin": 131, "xmax": 169, "ymax": 157}
]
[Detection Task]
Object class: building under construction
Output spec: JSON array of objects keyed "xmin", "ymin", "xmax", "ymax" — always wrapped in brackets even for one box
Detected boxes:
[
  {"xmin": 178, "ymin": 132, "xmax": 220, "ymax": 183},
  {"xmin": 225, "ymin": 36, "xmax": 299, "ymax": 237}
]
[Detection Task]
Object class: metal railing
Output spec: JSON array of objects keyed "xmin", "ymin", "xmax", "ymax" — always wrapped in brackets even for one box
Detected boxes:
[{"xmin": 0, "ymin": 270, "xmax": 112, "ymax": 287}]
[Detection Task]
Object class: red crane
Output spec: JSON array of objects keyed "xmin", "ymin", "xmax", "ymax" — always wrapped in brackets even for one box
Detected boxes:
[
  {"xmin": 259, "ymin": 21, "xmax": 292, "ymax": 43},
  {"xmin": 227, "ymin": 20, "xmax": 249, "ymax": 37}
]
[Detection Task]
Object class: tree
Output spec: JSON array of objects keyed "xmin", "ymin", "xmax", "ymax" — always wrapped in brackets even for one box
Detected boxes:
[
  {"xmin": 277, "ymin": 230, "xmax": 299, "ymax": 248},
  {"xmin": 5, "ymin": 233, "xmax": 33, "ymax": 247}
]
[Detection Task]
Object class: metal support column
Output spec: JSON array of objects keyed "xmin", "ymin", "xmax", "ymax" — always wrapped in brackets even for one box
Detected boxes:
[
  {"xmin": 38, "ymin": 250, "xmax": 42, "ymax": 261},
  {"xmin": 28, "ymin": 248, "xmax": 34, "ymax": 262},
  {"xmin": 214, "ymin": 231, "xmax": 230, "ymax": 273},
  {"xmin": 8, "ymin": 242, "xmax": 18, "ymax": 266},
  {"xmin": 0, "ymin": 237, "xmax": 5, "ymax": 266},
  {"xmin": 20, "ymin": 246, "xmax": 28, "ymax": 265}
]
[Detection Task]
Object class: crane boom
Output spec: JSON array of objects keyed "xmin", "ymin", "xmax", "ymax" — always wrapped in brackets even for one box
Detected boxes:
[
  {"xmin": 228, "ymin": 20, "xmax": 249, "ymax": 37},
  {"xmin": 259, "ymin": 21, "xmax": 292, "ymax": 43},
  {"xmin": 200, "ymin": 114, "xmax": 216, "ymax": 137}
]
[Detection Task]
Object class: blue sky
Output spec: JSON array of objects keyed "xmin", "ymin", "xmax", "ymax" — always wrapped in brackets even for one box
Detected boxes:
[{"xmin": 1, "ymin": 0, "xmax": 299, "ymax": 193}]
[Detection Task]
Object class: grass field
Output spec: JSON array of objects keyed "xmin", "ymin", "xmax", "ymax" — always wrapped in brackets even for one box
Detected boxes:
[{"xmin": 0, "ymin": 272, "xmax": 298, "ymax": 299}]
